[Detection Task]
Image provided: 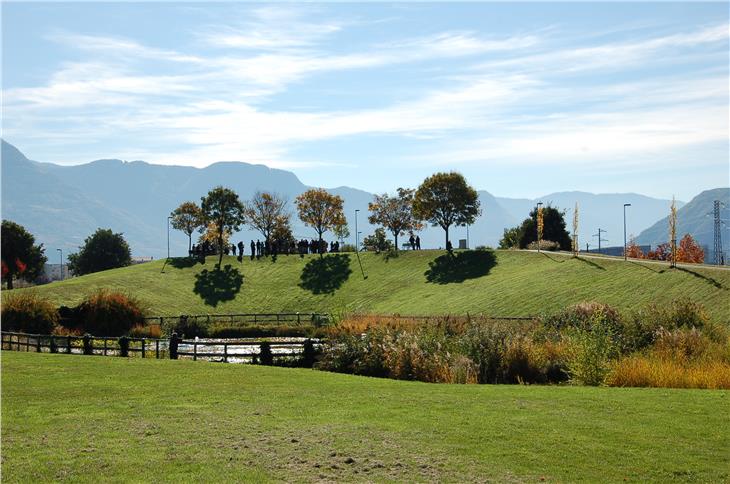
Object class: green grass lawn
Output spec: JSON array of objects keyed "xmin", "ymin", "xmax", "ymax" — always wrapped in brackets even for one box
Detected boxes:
[
  {"xmin": 6, "ymin": 250, "xmax": 730, "ymax": 320},
  {"xmin": 2, "ymin": 352, "xmax": 728, "ymax": 482}
]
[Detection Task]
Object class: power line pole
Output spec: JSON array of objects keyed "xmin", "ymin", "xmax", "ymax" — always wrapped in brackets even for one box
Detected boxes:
[
  {"xmin": 713, "ymin": 200, "xmax": 725, "ymax": 266},
  {"xmin": 592, "ymin": 228, "xmax": 607, "ymax": 254}
]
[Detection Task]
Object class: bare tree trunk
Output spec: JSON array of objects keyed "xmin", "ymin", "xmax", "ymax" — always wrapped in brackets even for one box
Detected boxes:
[
  {"xmin": 394, "ymin": 233, "xmax": 399, "ymax": 252},
  {"xmin": 445, "ymin": 226, "xmax": 449, "ymax": 250}
]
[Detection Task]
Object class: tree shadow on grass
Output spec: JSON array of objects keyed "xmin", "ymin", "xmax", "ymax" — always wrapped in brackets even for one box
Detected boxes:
[
  {"xmin": 425, "ymin": 249, "xmax": 497, "ymax": 284},
  {"xmin": 574, "ymin": 256, "xmax": 606, "ymax": 271},
  {"xmin": 169, "ymin": 255, "xmax": 206, "ymax": 269},
  {"xmin": 299, "ymin": 254, "xmax": 352, "ymax": 295},
  {"xmin": 540, "ymin": 252, "xmax": 567, "ymax": 263},
  {"xmin": 628, "ymin": 260, "xmax": 666, "ymax": 274},
  {"xmin": 194, "ymin": 264, "xmax": 244, "ymax": 307},
  {"xmin": 675, "ymin": 266, "xmax": 727, "ymax": 290}
]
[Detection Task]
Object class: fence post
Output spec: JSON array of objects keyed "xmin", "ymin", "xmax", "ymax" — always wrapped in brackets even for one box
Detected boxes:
[
  {"xmin": 103, "ymin": 338, "xmax": 108, "ymax": 356},
  {"xmin": 82, "ymin": 334, "xmax": 93, "ymax": 355},
  {"xmin": 141, "ymin": 339, "xmax": 146, "ymax": 359},
  {"xmin": 66, "ymin": 336, "xmax": 72, "ymax": 354},
  {"xmin": 193, "ymin": 340, "xmax": 197, "ymax": 361},
  {"xmin": 26, "ymin": 334, "xmax": 30, "ymax": 351},
  {"xmin": 118, "ymin": 336, "xmax": 129, "ymax": 357},
  {"xmin": 169, "ymin": 333, "xmax": 180, "ymax": 360},
  {"xmin": 223, "ymin": 343, "xmax": 228, "ymax": 363},
  {"xmin": 36, "ymin": 335, "xmax": 42, "ymax": 353},
  {"xmin": 155, "ymin": 340, "xmax": 160, "ymax": 359},
  {"xmin": 50, "ymin": 335, "xmax": 58, "ymax": 353}
]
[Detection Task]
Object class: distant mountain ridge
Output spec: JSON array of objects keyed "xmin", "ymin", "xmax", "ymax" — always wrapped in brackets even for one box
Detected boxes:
[
  {"xmin": 636, "ymin": 187, "xmax": 730, "ymax": 262},
  {"xmin": 1, "ymin": 139, "xmax": 700, "ymax": 259}
]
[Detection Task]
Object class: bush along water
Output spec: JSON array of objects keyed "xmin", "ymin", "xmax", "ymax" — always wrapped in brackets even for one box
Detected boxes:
[{"xmin": 317, "ymin": 299, "xmax": 729, "ymax": 388}]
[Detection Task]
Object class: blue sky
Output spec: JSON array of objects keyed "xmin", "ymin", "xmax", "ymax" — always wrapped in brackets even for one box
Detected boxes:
[{"xmin": 2, "ymin": 2, "xmax": 728, "ymax": 200}]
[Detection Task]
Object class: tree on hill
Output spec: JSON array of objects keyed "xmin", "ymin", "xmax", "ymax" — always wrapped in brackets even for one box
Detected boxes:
[
  {"xmin": 646, "ymin": 242, "xmax": 671, "ymax": 261},
  {"xmin": 245, "ymin": 191, "xmax": 290, "ymax": 245},
  {"xmin": 368, "ymin": 188, "xmax": 423, "ymax": 251},
  {"xmin": 413, "ymin": 172, "xmax": 480, "ymax": 249},
  {"xmin": 67, "ymin": 228, "xmax": 132, "ymax": 276},
  {"xmin": 625, "ymin": 237, "xmax": 645, "ymax": 259},
  {"xmin": 170, "ymin": 201, "xmax": 204, "ymax": 253},
  {"xmin": 676, "ymin": 234, "xmax": 704, "ymax": 263},
  {"xmin": 201, "ymin": 186, "xmax": 246, "ymax": 267},
  {"xmin": 499, "ymin": 226, "xmax": 521, "ymax": 249},
  {"xmin": 1, "ymin": 220, "xmax": 47, "ymax": 289},
  {"xmin": 295, "ymin": 188, "xmax": 346, "ymax": 256},
  {"xmin": 198, "ymin": 222, "xmax": 232, "ymax": 248},
  {"xmin": 362, "ymin": 228, "xmax": 393, "ymax": 253},
  {"xmin": 333, "ymin": 223, "xmax": 351, "ymax": 245},
  {"xmin": 516, "ymin": 205, "xmax": 571, "ymax": 251}
]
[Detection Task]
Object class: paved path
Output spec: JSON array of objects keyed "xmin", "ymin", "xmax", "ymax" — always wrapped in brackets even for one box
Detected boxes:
[{"xmin": 521, "ymin": 249, "xmax": 730, "ymax": 271}]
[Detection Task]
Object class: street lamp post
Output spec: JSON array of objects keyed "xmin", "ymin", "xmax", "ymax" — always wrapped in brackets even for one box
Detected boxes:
[
  {"xmin": 167, "ymin": 216, "xmax": 172, "ymax": 260},
  {"xmin": 56, "ymin": 248, "xmax": 63, "ymax": 281},
  {"xmin": 623, "ymin": 203, "xmax": 632, "ymax": 261},
  {"xmin": 355, "ymin": 209, "xmax": 360, "ymax": 251},
  {"xmin": 536, "ymin": 202, "xmax": 544, "ymax": 253}
]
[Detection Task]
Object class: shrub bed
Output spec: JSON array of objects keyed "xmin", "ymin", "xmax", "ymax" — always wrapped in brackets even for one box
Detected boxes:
[
  {"xmin": 318, "ymin": 300, "xmax": 728, "ymax": 388},
  {"xmin": 1, "ymin": 292, "xmax": 58, "ymax": 334}
]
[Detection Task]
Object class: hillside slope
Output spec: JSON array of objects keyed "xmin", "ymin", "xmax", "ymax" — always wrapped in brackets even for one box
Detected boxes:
[{"xmin": 8, "ymin": 250, "xmax": 729, "ymax": 321}]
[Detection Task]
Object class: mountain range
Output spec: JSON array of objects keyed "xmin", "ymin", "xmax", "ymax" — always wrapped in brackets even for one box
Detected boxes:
[{"xmin": 3, "ymin": 139, "xmax": 724, "ymax": 262}]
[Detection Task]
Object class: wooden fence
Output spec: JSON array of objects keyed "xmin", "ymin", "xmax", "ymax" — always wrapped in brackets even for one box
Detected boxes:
[{"xmin": 0, "ymin": 331, "xmax": 318, "ymax": 364}]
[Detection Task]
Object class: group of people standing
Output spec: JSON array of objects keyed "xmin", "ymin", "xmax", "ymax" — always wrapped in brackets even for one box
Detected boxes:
[{"xmin": 189, "ymin": 237, "xmax": 345, "ymax": 260}]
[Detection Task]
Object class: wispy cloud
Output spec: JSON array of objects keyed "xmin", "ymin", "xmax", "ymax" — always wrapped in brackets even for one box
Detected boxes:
[{"xmin": 2, "ymin": 4, "xmax": 727, "ymax": 185}]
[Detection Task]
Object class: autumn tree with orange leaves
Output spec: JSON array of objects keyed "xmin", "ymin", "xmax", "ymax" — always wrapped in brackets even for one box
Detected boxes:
[
  {"xmin": 295, "ymin": 188, "xmax": 347, "ymax": 256},
  {"xmin": 625, "ymin": 236, "xmax": 645, "ymax": 259},
  {"xmin": 676, "ymin": 234, "xmax": 705, "ymax": 263}
]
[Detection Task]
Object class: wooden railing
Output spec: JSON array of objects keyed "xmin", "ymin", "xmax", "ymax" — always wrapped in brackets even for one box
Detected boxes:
[{"xmin": 0, "ymin": 331, "xmax": 319, "ymax": 365}]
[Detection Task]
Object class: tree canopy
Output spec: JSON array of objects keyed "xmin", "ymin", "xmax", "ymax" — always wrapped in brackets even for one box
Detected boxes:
[
  {"xmin": 170, "ymin": 201, "xmax": 204, "ymax": 252},
  {"xmin": 1, "ymin": 220, "xmax": 47, "ymax": 289},
  {"xmin": 516, "ymin": 205, "xmax": 572, "ymax": 251},
  {"xmin": 368, "ymin": 188, "xmax": 422, "ymax": 251},
  {"xmin": 201, "ymin": 186, "xmax": 246, "ymax": 266},
  {"xmin": 295, "ymin": 189, "xmax": 346, "ymax": 254},
  {"xmin": 67, "ymin": 228, "xmax": 132, "ymax": 276},
  {"xmin": 245, "ymin": 191, "xmax": 290, "ymax": 244},
  {"xmin": 413, "ymin": 172, "xmax": 480, "ymax": 248}
]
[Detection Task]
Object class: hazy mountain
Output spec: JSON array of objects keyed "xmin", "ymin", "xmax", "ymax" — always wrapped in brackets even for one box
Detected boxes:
[
  {"xmin": 636, "ymin": 188, "xmax": 730, "ymax": 262},
  {"xmin": 1, "ymin": 140, "xmax": 692, "ymax": 259}
]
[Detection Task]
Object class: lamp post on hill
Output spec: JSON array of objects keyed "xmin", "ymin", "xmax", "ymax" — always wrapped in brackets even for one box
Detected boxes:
[
  {"xmin": 623, "ymin": 203, "xmax": 632, "ymax": 261},
  {"xmin": 355, "ymin": 209, "xmax": 360, "ymax": 251},
  {"xmin": 56, "ymin": 248, "xmax": 63, "ymax": 281},
  {"xmin": 167, "ymin": 216, "xmax": 172, "ymax": 260}
]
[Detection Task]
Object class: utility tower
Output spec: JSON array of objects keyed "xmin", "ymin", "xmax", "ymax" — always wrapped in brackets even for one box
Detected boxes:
[
  {"xmin": 592, "ymin": 228, "xmax": 607, "ymax": 254},
  {"xmin": 713, "ymin": 200, "xmax": 724, "ymax": 265}
]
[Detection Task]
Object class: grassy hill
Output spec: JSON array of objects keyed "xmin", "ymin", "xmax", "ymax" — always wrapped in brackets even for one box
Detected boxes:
[
  {"xmin": 3, "ymin": 352, "xmax": 728, "ymax": 482},
  {"xmin": 8, "ymin": 249, "xmax": 730, "ymax": 321}
]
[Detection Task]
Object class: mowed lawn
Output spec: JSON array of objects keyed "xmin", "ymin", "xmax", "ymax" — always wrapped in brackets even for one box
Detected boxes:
[
  {"xmin": 2, "ymin": 352, "xmax": 729, "ymax": 482},
  {"xmin": 7, "ymin": 250, "xmax": 730, "ymax": 320}
]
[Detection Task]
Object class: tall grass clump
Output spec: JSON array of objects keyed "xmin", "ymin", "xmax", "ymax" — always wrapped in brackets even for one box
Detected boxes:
[
  {"xmin": 1, "ymin": 292, "xmax": 58, "ymax": 334},
  {"xmin": 607, "ymin": 327, "xmax": 730, "ymax": 389},
  {"xmin": 76, "ymin": 289, "xmax": 146, "ymax": 336}
]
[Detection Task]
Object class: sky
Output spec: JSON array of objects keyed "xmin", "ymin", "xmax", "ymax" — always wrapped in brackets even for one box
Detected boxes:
[{"xmin": 2, "ymin": 2, "xmax": 728, "ymax": 201}]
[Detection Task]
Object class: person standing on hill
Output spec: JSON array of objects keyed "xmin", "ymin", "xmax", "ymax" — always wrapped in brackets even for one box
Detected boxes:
[
  {"xmin": 409, "ymin": 234, "xmax": 416, "ymax": 250},
  {"xmin": 416, "ymin": 236, "xmax": 421, "ymax": 250}
]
